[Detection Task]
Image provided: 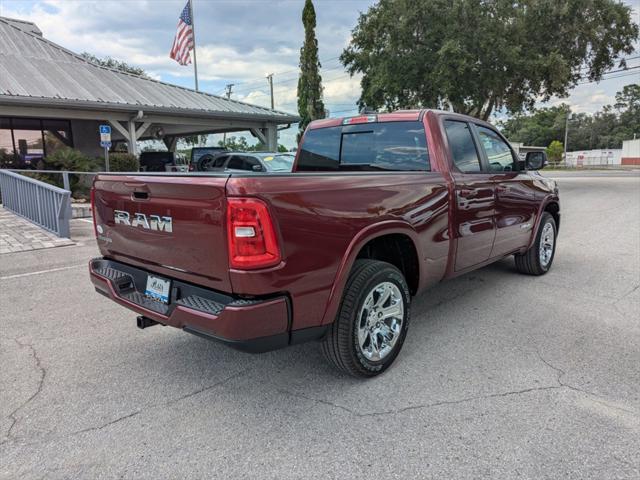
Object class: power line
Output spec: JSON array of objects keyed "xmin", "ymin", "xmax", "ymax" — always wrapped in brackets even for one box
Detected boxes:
[
  {"xmin": 577, "ymin": 66, "xmax": 639, "ymax": 85},
  {"xmin": 220, "ymin": 54, "xmax": 640, "ymax": 95},
  {"xmin": 577, "ymin": 55, "xmax": 640, "ymax": 71},
  {"xmin": 228, "ymin": 61, "xmax": 346, "ymax": 95},
  {"xmin": 217, "ymin": 55, "xmax": 342, "ymax": 93},
  {"xmin": 236, "ymin": 73, "xmax": 354, "ymax": 102}
]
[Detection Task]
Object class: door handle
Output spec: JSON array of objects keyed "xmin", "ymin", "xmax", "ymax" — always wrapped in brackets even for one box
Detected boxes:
[
  {"xmin": 132, "ymin": 191, "xmax": 149, "ymax": 200},
  {"xmin": 124, "ymin": 182, "xmax": 148, "ymax": 189},
  {"xmin": 458, "ymin": 188, "xmax": 478, "ymax": 199}
]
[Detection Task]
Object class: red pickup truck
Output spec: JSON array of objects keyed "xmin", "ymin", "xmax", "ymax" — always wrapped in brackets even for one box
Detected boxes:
[{"xmin": 89, "ymin": 110, "xmax": 560, "ymax": 377}]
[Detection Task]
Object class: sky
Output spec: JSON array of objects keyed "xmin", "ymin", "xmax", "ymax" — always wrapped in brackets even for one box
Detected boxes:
[{"xmin": 1, "ymin": 0, "xmax": 639, "ymax": 149}]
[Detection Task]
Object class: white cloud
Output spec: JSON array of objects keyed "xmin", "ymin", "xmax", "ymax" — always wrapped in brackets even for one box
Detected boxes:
[{"xmin": 2, "ymin": 0, "xmax": 637, "ymax": 148}]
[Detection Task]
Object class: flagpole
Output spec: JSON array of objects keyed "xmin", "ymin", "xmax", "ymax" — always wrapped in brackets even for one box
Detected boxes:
[{"xmin": 189, "ymin": 0, "xmax": 199, "ymax": 91}]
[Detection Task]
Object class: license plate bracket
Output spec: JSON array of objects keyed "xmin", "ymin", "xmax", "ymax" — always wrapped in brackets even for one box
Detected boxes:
[{"xmin": 145, "ymin": 275, "xmax": 171, "ymax": 303}]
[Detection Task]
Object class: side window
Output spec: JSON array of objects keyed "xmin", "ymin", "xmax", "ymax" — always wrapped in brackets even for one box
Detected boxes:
[
  {"xmin": 444, "ymin": 120, "xmax": 481, "ymax": 173},
  {"xmin": 242, "ymin": 156, "xmax": 263, "ymax": 171},
  {"xmin": 213, "ymin": 155, "xmax": 228, "ymax": 168},
  {"xmin": 476, "ymin": 126, "xmax": 517, "ymax": 172},
  {"xmin": 226, "ymin": 156, "xmax": 245, "ymax": 170}
]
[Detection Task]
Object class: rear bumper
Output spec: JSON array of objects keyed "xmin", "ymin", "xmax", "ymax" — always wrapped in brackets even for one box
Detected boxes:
[{"xmin": 89, "ymin": 257, "xmax": 293, "ymax": 352}]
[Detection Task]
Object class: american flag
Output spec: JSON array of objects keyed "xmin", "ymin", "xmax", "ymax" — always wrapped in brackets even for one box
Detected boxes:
[{"xmin": 169, "ymin": 0, "xmax": 195, "ymax": 66}]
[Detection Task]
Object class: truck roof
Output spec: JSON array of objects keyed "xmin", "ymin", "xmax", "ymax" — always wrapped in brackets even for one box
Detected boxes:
[{"xmin": 306, "ymin": 109, "xmax": 492, "ymax": 131}]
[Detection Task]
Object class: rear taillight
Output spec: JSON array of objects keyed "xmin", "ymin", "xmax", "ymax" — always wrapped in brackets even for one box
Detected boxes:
[
  {"xmin": 226, "ymin": 198, "xmax": 281, "ymax": 270},
  {"xmin": 90, "ymin": 187, "xmax": 98, "ymax": 236}
]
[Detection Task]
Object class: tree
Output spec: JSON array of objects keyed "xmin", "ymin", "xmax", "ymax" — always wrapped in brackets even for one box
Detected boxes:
[
  {"xmin": 217, "ymin": 136, "xmax": 289, "ymax": 152},
  {"xmin": 80, "ymin": 52, "xmax": 149, "ymax": 78},
  {"xmin": 500, "ymin": 105, "xmax": 570, "ymax": 147},
  {"xmin": 500, "ymin": 86, "xmax": 638, "ymax": 150},
  {"xmin": 614, "ymin": 84, "xmax": 640, "ymax": 140},
  {"xmin": 341, "ymin": 0, "xmax": 638, "ymax": 120},
  {"xmin": 182, "ymin": 134, "xmax": 209, "ymax": 146},
  {"xmin": 297, "ymin": 0, "xmax": 325, "ymax": 139},
  {"xmin": 218, "ymin": 136, "xmax": 252, "ymax": 151},
  {"xmin": 546, "ymin": 140, "xmax": 564, "ymax": 165}
]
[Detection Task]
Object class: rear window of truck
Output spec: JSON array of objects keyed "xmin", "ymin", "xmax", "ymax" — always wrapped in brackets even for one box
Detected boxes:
[{"xmin": 297, "ymin": 121, "xmax": 430, "ymax": 171}]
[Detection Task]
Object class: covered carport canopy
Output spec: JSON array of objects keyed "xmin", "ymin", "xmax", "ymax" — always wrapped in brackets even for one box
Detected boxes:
[{"xmin": 0, "ymin": 16, "xmax": 300, "ymax": 156}]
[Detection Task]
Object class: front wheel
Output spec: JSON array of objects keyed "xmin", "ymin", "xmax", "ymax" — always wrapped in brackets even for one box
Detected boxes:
[
  {"xmin": 322, "ymin": 260, "xmax": 410, "ymax": 377},
  {"xmin": 515, "ymin": 212, "xmax": 557, "ymax": 275}
]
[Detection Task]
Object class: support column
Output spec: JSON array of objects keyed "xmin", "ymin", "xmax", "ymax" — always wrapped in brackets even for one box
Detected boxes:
[
  {"xmin": 250, "ymin": 128, "xmax": 267, "ymax": 145},
  {"xmin": 127, "ymin": 120, "xmax": 138, "ymax": 157},
  {"xmin": 163, "ymin": 136, "xmax": 178, "ymax": 152},
  {"xmin": 266, "ymin": 124, "xmax": 278, "ymax": 151}
]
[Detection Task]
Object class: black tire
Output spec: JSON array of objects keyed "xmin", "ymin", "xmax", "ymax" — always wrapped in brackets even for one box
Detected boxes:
[
  {"xmin": 321, "ymin": 259, "xmax": 411, "ymax": 378},
  {"xmin": 515, "ymin": 212, "xmax": 557, "ymax": 275},
  {"xmin": 196, "ymin": 154, "xmax": 216, "ymax": 171}
]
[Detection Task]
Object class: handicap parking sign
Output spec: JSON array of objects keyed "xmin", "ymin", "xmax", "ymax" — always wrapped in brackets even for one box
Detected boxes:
[{"xmin": 99, "ymin": 125, "xmax": 111, "ymax": 145}]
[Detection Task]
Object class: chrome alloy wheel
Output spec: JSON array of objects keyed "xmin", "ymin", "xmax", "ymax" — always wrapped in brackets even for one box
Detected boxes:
[
  {"xmin": 357, "ymin": 282, "xmax": 405, "ymax": 361},
  {"xmin": 539, "ymin": 222, "xmax": 555, "ymax": 267}
]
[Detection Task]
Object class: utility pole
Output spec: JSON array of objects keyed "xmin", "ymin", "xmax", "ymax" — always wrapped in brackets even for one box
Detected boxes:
[
  {"xmin": 266, "ymin": 73, "xmax": 274, "ymax": 110},
  {"xmin": 225, "ymin": 83, "xmax": 234, "ymax": 99},
  {"xmin": 563, "ymin": 110, "xmax": 571, "ymax": 166},
  {"xmin": 222, "ymin": 83, "xmax": 234, "ymax": 147}
]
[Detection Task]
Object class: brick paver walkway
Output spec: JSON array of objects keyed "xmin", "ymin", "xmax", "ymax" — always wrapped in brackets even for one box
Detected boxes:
[{"xmin": 0, "ymin": 206, "xmax": 74, "ymax": 254}]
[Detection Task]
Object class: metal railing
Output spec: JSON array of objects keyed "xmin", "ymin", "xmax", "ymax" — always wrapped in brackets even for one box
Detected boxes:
[
  {"xmin": 5, "ymin": 169, "xmax": 98, "ymax": 191},
  {"xmin": 0, "ymin": 170, "xmax": 72, "ymax": 238}
]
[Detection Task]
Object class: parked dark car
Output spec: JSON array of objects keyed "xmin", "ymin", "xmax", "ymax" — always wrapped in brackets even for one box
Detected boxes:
[
  {"xmin": 190, "ymin": 147, "xmax": 229, "ymax": 171},
  {"xmin": 139, "ymin": 151, "xmax": 175, "ymax": 172},
  {"xmin": 90, "ymin": 110, "xmax": 559, "ymax": 377},
  {"xmin": 197, "ymin": 152, "xmax": 295, "ymax": 173}
]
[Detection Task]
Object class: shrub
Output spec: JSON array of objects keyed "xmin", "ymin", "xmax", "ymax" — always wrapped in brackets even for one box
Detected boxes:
[
  {"xmin": 45, "ymin": 147, "xmax": 98, "ymax": 172},
  {"xmin": 546, "ymin": 140, "xmax": 564, "ymax": 166},
  {"xmin": 109, "ymin": 153, "xmax": 139, "ymax": 172},
  {"xmin": 40, "ymin": 148, "xmax": 100, "ymax": 200}
]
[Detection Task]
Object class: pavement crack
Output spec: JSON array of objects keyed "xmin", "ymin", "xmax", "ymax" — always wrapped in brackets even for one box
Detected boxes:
[
  {"xmin": 277, "ymin": 390, "xmax": 360, "ymax": 415},
  {"xmin": 67, "ymin": 368, "xmax": 251, "ymax": 438},
  {"xmin": 1, "ymin": 338, "xmax": 47, "ymax": 444},
  {"xmin": 70, "ymin": 411, "xmax": 142, "ymax": 436},
  {"xmin": 279, "ymin": 384, "xmax": 564, "ymax": 418},
  {"xmin": 536, "ymin": 350, "xmax": 638, "ymax": 416},
  {"xmin": 164, "ymin": 367, "xmax": 251, "ymax": 406},
  {"xmin": 281, "ymin": 353, "xmax": 640, "ymax": 418},
  {"xmin": 536, "ymin": 350, "xmax": 566, "ymax": 382},
  {"xmin": 612, "ymin": 284, "xmax": 639, "ymax": 305}
]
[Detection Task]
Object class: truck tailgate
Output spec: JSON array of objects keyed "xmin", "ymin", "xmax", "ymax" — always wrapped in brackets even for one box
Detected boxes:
[{"xmin": 92, "ymin": 174, "xmax": 231, "ymax": 291}]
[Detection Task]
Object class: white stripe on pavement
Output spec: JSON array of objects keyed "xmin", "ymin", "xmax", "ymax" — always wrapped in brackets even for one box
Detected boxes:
[{"xmin": 0, "ymin": 264, "xmax": 85, "ymax": 280}]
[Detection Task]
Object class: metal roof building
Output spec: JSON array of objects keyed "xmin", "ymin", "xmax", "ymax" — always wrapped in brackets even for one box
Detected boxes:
[{"xmin": 0, "ymin": 16, "xmax": 299, "ymax": 158}]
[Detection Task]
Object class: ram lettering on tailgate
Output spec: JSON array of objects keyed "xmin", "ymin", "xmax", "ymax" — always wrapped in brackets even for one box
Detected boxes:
[{"xmin": 113, "ymin": 210, "xmax": 173, "ymax": 233}]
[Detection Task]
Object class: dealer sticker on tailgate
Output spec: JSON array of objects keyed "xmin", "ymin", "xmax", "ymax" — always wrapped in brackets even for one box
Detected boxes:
[{"xmin": 145, "ymin": 275, "xmax": 171, "ymax": 303}]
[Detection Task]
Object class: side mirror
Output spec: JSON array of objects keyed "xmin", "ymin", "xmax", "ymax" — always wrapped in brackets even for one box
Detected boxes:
[
  {"xmin": 525, "ymin": 151, "xmax": 547, "ymax": 170},
  {"xmin": 252, "ymin": 164, "xmax": 264, "ymax": 172}
]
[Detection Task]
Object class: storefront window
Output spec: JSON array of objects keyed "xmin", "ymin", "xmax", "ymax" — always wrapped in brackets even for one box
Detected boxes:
[
  {"xmin": 43, "ymin": 119, "xmax": 72, "ymax": 157},
  {"xmin": 12, "ymin": 118, "xmax": 45, "ymax": 168},
  {"xmin": 0, "ymin": 118, "xmax": 15, "ymax": 167},
  {"xmin": 0, "ymin": 117, "xmax": 72, "ymax": 168}
]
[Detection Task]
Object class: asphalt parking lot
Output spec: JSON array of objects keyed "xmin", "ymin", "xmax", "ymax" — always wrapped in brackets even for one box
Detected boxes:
[{"xmin": 1, "ymin": 171, "xmax": 639, "ymax": 479}]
